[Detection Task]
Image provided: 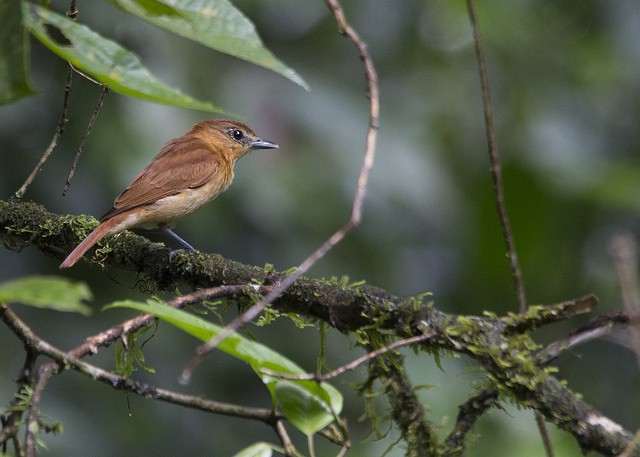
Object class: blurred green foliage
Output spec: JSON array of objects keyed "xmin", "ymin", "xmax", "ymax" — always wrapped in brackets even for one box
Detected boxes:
[{"xmin": 1, "ymin": 0, "xmax": 640, "ymax": 456}]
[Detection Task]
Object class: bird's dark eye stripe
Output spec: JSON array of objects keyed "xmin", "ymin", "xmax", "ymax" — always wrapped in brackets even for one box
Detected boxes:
[{"xmin": 230, "ymin": 129, "xmax": 244, "ymax": 141}]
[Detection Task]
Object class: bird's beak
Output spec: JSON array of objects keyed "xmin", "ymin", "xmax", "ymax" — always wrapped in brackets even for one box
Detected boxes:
[{"xmin": 251, "ymin": 138, "xmax": 279, "ymax": 150}]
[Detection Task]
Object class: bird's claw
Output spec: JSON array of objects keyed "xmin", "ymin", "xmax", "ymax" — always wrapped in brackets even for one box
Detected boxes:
[{"xmin": 169, "ymin": 249, "xmax": 187, "ymax": 262}]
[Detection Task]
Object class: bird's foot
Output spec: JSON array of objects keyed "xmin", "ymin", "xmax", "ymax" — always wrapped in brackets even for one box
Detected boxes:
[{"xmin": 169, "ymin": 249, "xmax": 190, "ymax": 263}]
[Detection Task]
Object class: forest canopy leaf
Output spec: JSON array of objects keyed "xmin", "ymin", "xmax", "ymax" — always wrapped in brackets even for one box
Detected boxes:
[
  {"xmin": 22, "ymin": 3, "xmax": 223, "ymax": 112},
  {"xmin": 0, "ymin": 276, "xmax": 92, "ymax": 315},
  {"xmin": 0, "ymin": 0, "xmax": 35, "ymax": 104},
  {"xmin": 110, "ymin": 0, "xmax": 308, "ymax": 90}
]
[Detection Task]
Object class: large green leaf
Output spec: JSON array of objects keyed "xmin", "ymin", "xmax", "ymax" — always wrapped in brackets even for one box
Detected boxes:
[
  {"xmin": 22, "ymin": 3, "xmax": 223, "ymax": 112},
  {"xmin": 0, "ymin": 276, "xmax": 92, "ymax": 315},
  {"xmin": 105, "ymin": 299, "xmax": 342, "ymax": 433},
  {"xmin": 0, "ymin": 0, "xmax": 35, "ymax": 103},
  {"xmin": 105, "ymin": 299, "xmax": 306, "ymax": 373},
  {"xmin": 111, "ymin": 0, "xmax": 308, "ymax": 90}
]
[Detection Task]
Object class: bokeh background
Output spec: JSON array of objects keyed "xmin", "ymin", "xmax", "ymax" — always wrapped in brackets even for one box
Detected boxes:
[{"xmin": 2, "ymin": 0, "xmax": 640, "ymax": 455}]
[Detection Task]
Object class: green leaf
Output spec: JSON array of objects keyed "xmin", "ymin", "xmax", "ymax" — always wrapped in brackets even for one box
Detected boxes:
[
  {"xmin": 0, "ymin": 276, "xmax": 92, "ymax": 315},
  {"xmin": 274, "ymin": 380, "xmax": 341, "ymax": 436},
  {"xmin": 104, "ymin": 299, "xmax": 305, "ymax": 373},
  {"xmin": 104, "ymin": 299, "xmax": 343, "ymax": 432},
  {"xmin": 231, "ymin": 442, "xmax": 275, "ymax": 457},
  {"xmin": 120, "ymin": 0, "xmax": 184, "ymax": 18},
  {"xmin": 0, "ymin": 0, "xmax": 36, "ymax": 103},
  {"xmin": 22, "ymin": 3, "xmax": 223, "ymax": 112},
  {"xmin": 110, "ymin": 0, "xmax": 308, "ymax": 90}
]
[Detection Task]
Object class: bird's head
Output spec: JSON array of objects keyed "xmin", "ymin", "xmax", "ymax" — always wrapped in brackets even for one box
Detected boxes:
[{"xmin": 192, "ymin": 119, "xmax": 279, "ymax": 162}]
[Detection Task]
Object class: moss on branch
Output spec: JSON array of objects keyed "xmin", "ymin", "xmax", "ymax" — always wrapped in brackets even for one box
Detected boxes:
[{"xmin": 0, "ymin": 198, "xmax": 636, "ymax": 456}]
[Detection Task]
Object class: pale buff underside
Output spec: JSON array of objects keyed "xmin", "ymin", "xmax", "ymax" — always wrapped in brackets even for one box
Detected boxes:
[{"xmin": 107, "ymin": 174, "xmax": 234, "ymax": 234}]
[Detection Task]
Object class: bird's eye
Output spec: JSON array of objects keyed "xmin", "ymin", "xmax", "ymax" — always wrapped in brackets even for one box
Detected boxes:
[{"xmin": 231, "ymin": 129, "xmax": 244, "ymax": 141}]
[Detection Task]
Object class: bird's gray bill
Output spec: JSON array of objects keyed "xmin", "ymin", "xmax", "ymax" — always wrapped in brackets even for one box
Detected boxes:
[{"xmin": 251, "ymin": 138, "xmax": 279, "ymax": 149}]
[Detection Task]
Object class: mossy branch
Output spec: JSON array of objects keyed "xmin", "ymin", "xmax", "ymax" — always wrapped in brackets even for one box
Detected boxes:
[{"xmin": 0, "ymin": 198, "xmax": 637, "ymax": 456}]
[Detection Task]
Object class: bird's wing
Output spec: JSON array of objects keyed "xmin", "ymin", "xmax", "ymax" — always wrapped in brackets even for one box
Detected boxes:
[{"xmin": 101, "ymin": 136, "xmax": 221, "ymax": 220}]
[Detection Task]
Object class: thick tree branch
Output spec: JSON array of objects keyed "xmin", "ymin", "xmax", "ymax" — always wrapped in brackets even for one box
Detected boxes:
[
  {"xmin": 367, "ymin": 351, "xmax": 436, "ymax": 457},
  {"xmin": 1, "ymin": 198, "xmax": 405, "ymax": 331},
  {"xmin": 1, "ymin": 198, "xmax": 638, "ymax": 456}
]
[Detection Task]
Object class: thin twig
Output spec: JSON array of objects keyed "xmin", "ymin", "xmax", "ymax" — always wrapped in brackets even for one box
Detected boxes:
[
  {"xmin": 63, "ymin": 86, "xmax": 110, "ymax": 196},
  {"xmin": 503, "ymin": 294, "xmax": 597, "ymax": 334},
  {"xmin": 609, "ymin": 233, "xmax": 640, "ymax": 368},
  {"xmin": 15, "ymin": 0, "xmax": 79, "ymax": 199},
  {"xmin": 179, "ymin": 0, "xmax": 380, "ymax": 384},
  {"xmin": 465, "ymin": 0, "xmax": 550, "ymax": 452},
  {"xmin": 274, "ymin": 420, "xmax": 299, "ymax": 457},
  {"xmin": 538, "ymin": 311, "xmax": 638, "ymax": 365},
  {"xmin": 445, "ymin": 388, "xmax": 499, "ymax": 449},
  {"xmin": 0, "ymin": 345, "xmax": 37, "ymax": 455},
  {"xmin": 66, "ymin": 0, "xmax": 78, "ymax": 21},
  {"xmin": 535, "ymin": 410, "xmax": 555, "ymax": 457},
  {"xmin": 261, "ymin": 333, "xmax": 434, "ymax": 382},
  {"xmin": 25, "ymin": 363, "xmax": 53, "ymax": 457},
  {"xmin": 465, "ymin": 0, "xmax": 527, "ymax": 313},
  {"xmin": 15, "ymin": 66, "xmax": 74, "ymax": 199}
]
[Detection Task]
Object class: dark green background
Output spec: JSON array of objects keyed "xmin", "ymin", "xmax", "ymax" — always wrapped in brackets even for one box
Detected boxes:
[{"xmin": 1, "ymin": 1, "xmax": 639, "ymax": 455}]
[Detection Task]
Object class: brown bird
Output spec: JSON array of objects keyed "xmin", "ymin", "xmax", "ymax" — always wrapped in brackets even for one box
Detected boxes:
[{"xmin": 59, "ymin": 119, "xmax": 278, "ymax": 269}]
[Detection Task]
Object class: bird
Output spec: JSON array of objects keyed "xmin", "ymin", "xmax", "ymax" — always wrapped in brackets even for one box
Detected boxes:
[{"xmin": 59, "ymin": 119, "xmax": 278, "ymax": 269}]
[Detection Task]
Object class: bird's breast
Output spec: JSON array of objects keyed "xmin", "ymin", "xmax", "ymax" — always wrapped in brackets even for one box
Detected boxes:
[{"xmin": 121, "ymin": 169, "xmax": 234, "ymax": 230}]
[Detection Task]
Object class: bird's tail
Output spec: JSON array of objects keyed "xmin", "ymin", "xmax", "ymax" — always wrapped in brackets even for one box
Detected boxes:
[{"xmin": 59, "ymin": 215, "xmax": 126, "ymax": 269}]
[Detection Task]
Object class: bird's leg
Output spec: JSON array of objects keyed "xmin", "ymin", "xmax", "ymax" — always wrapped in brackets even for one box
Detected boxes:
[{"xmin": 162, "ymin": 227, "xmax": 197, "ymax": 252}]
